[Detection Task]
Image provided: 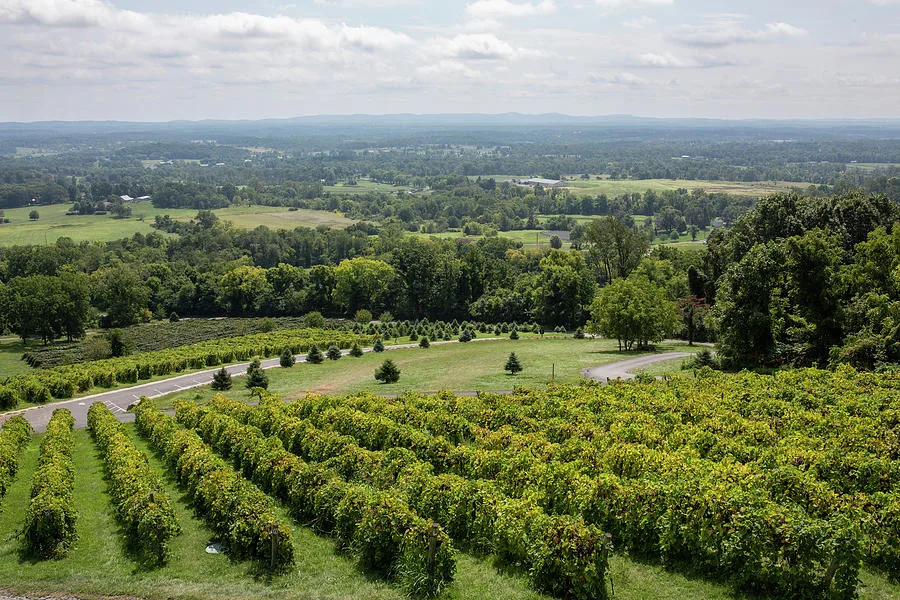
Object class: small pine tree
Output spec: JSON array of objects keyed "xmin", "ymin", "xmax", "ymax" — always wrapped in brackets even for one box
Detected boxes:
[
  {"xmin": 211, "ymin": 366, "xmax": 232, "ymax": 390},
  {"xmin": 459, "ymin": 329, "xmax": 472, "ymax": 343},
  {"xmin": 373, "ymin": 338, "xmax": 385, "ymax": 352},
  {"xmin": 509, "ymin": 328, "xmax": 519, "ymax": 340},
  {"xmin": 326, "ymin": 345, "xmax": 342, "ymax": 360},
  {"xmin": 306, "ymin": 344, "xmax": 324, "ymax": 364},
  {"xmin": 245, "ymin": 358, "xmax": 269, "ymax": 390},
  {"xmin": 504, "ymin": 352, "xmax": 522, "ymax": 375},
  {"xmin": 169, "ymin": 311, "xmax": 180, "ymax": 323},
  {"xmin": 409, "ymin": 331, "xmax": 419, "ymax": 342},
  {"xmin": 374, "ymin": 359, "xmax": 400, "ymax": 384},
  {"xmin": 419, "ymin": 336, "xmax": 430, "ymax": 348},
  {"xmin": 574, "ymin": 328, "xmax": 585, "ymax": 339},
  {"xmin": 280, "ymin": 347, "xmax": 295, "ymax": 368},
  {"xmin": 349, "ymin": 342, "xmax": 364, "ymax": 357}
]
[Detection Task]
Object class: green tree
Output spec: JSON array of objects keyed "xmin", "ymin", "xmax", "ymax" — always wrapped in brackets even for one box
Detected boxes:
[
  {"xmin": 373, "ymin": 338, "xmax": 385, "ymax": 352},
  {"xmin": 349, "ymin": 342, "xmax": 364, "ymax": 357},
  {"xmin": 326, "ymin": 345, "xmax": 342, "ymax": 360},
  {"xmin": 374, "ymin": 359, "xmax": 400, "ymax": 384},
  {"xmin": 93, "ymin": 266, "xmax": 150, "ymax": 328},
  {"xmin": 504, "ymin": 352, "xmax": 522, "ymax": 375},
  {"xmin": 419, "ymin": 336, "xmax": 430, "ymax": 348},
  {"xmin": 279, "ymin": 347, "xmax": 295, "ymax": 368},
  {"xmin": 211, "ymin": 367, "xmax": 232, "ymax": 391},
  {"xmin": 587, "ymin": 276, "xmax": 678, "ymax": 351},
  {"xmin": 219, "ymin": 265, "xmax": 272, "ymax": 316},
  {"xmin": 245, "ymin": 358, "xmax": 269, "ymax": 390},
  {"xmin": 354, "ymin": 309, "xmax": 373, "ymax": 324},
  {"xmin": 333, "ymin": 258, "xmax": 398, "ymax": 316},
  {"xmin": 28, "ymin": 210, "xmax": 39, "ymax": 221},
  {"xmin": 582, "ymin": 216, "xmax": 649, "ymax": 282},
  {"xmin": 303, "ymin": 311, "xmax": 326, "ymax": 328},
  {"xmin": 532, "ymin": 250, "xmax": 596, "ymax": 328},
  {"xmin": 306, "ymin": 344, "xmax": 324, "ymax": 364},
  {"xmin": 549, "ymin": 235, "xmax": 562, "ymax": 249}
]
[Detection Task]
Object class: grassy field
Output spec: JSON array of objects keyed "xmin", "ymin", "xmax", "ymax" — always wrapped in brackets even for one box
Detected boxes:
[
  {"xmin": 324, "ymin": 178, "xmax": 411, "ymax": 195},
  {"xmin": 152, "ymin": 337, "xmax": 700, "ymax": 409},
  {"xmin": 0, "ymin": 339, "xmax": 33, "ymax": 377},
  {"xmin": 485, "ymin": 175, "xmax": 805, "ymax": 198},
  {"xmin": 0, "ymin": 202, "xmax": 354, "ymax": 246}
]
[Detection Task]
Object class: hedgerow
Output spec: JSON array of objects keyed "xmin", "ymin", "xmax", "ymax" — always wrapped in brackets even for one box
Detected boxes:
[
  {"xmin": 3, "ymin": 328, "xmax": 372, "ymax": 403},
  {"xmin": 173, "ymin": 398, "xmax": 456, "ymax": 598},
  {"xmin": 133, "ymin": 399, "xmax": 293, "ymax": 569},
  {"xmin": 23, "ymin": 409, "xmax": 77, "ymax": 559},
  {"xmin": 87, "ymin": 402, "xmax": 181, "ymax": 564},
  {"xmin": 0, "ymin": 416, "xmax": 32, "ymax": 500}
]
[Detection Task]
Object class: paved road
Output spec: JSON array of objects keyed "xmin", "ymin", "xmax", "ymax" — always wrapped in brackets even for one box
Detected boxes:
[
  {"xmin": 0, "ymin": 339, "xmax": 501, "ymax": 432},
  {"xmin": 581, "ymin": 352, "xmax": 693, "ymax": 383}
]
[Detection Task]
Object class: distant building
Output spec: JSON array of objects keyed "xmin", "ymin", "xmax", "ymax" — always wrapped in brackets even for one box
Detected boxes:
[{"xmin": 119, "ymin": 195, "xmax": 133, "ymax": 202}]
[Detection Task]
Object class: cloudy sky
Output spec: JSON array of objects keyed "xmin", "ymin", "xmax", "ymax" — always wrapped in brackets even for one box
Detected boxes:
[{"xmin": 0, "ymin": 0, "xmax": 898, "ymax": 121}]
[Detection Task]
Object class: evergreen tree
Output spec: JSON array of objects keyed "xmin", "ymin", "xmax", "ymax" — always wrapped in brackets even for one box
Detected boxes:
[
  {"xmin": 504, "ymin": 352, "xmax": 522, "ymax": 375},
  {"xmin": 280, "ymin": 347, "xmax": 295, "ymax": 368},
  {"xmin": 509, "ymin": 327, "xmax": 519, "ymax": 340},
  {"xmin": 211, "ymin": 366, "xmax": 232, "ymax": 391},
  {"xmin": 373, "ymin": 338, "xmax": 385, "ymax": 352},
  {"xmin": 459, "ymin": 329, "xmax": 472, "ymax": 343},
  {"xmin": 326, "ymin": 345, "xmax": 342, "ymax": 360},
  {"xmin": 349, "ymin": 342, "xmax": 364, "ymax": 357},
  {"xmin": 419, "ymin": 336, "xmax": 430, "ymax": 348},
  {"xmin": 306, "ymin": 344, "xmax": 324, "ymax": 364},
  {"xmin": 245, "ymin": 358, "xmax": 269, "ymax": 390},
  {"xmin": 573, "ymin": 328, "xmax": 585, "ymax": 339},
  {"xmin": 374, "ymin": 359, "xmax": 400, "ymax": 384}
]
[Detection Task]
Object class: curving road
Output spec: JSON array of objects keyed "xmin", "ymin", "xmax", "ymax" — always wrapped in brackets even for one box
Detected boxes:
[{"xmin": 581, "ymin": 352, "xmax": 693, "ymax": 383}]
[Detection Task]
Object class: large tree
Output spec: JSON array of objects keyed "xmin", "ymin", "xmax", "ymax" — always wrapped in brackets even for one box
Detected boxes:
[
  {"xmin": 582, "ymin": 216, "xmax": 649, "ymax": 282},
  {"xmin": 587, "ymin": 276, "xmax": 677, "ymax": 351},
  {"xmin": 532, "ymin": 249, "xmax": 596, "ymax": 328},
  {"xmin": 333, "ymin": 257, "xmax": 398, "ymax": 316}
]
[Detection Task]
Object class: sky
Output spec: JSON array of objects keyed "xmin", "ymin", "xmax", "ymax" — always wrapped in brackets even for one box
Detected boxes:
[{"xmin": 0, "ymin": 0, "xmax": 898, "ymax": 121}]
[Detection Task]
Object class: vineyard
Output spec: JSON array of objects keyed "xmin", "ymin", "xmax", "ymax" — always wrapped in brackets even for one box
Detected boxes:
[
  {"xmin": 0, "ymin": 328, "xmax": 372, "ymax": 408},
  {"xmin": 0, "ymin": 367, "xmax": 897, "ymax": 600}
]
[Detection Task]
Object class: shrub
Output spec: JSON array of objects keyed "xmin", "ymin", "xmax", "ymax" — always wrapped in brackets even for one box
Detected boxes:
[
  {"xmin": 259, "ymin": 317, "xmax": 276, "ymax": 333},
  {"xmin": 509, "ymin": 328, "xmax": 519, "ymax": 340},
  {"xmin": 327, "ymin": 345, "xmax": 342, "ymax": 361},
  {"xmin": 574, "ymin": 328, "xmax": 585, "ymax": 339},
  {"xmin": 459, "ymin": 330, "xmax": 472, "ymax": 343},
  {"xmin": 375, "ymin": 359, "xmax": 401, "ymax": 384},
  {"xmin": 211, "ymin": 367, "xmax": 232, "ymax": 391},
  {"xmin": 280, "ymin": 347, "xmax": 295, "ymax": 368},
  {"xmin": 303, "ymin": 311, "xmax": 326, "ymax": 329},
  {"xmin": 504, "ymin": 352, "xmax": 522, "ymax": 375},
  {"xmin": 409, "ymin": 331, "xmax": 419, "ymax": 342},
  {"xmin": 0, "ymin": 385, "xmax": 20, "ymax": 410},
  {"xmin": 373, "ymin": 338, "xmax": 385, "ymax": 353},
  {"xmin": 378, "ymin": 311, "xmax": 394, "ymax": 323},
  {"xmin": 355, "ymin": 309, "xmax": 373, "ymax": 324},
  {"xmin": 169, "ymin": 311, "xmax": 180, "ymax": 323},
  {"xmin": 307, "ymin": 345, "xmax": 324, "ymax": 364},
  {"xmin": 419, "ymin": 337, "xmax": 430, "ymax": 349},
  {"xmin": 349, "ymin": 342, "xmax": 364, "ymax": 357},
  {"xmin": 245, "ymin": 358, "xmax": 269, "ymax": 390},
  {"xmin": 23, "ymin": 409, "xmax": 77, "ymax": 559}
]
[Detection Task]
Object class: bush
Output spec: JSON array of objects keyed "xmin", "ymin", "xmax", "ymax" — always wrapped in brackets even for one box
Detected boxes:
[
  {"xmin": 326, "ymin": 345, "xmax": 342, "ymax": 361},
  {"xmin": 304, "ymin": 311, "xmax": 326, "ymax": 329},
  {"xmin": 23, "ymin": 409, "xmax": 77, "ymax": 559},
  {"xmin": 378, "ymin": 311, "xmax": 394, "ymax": 323},
  {"xmin": 504, "ymin": 352, "xmax": 522, "ymax": 375},
  {"xmin": 0, "ymin": 385, "xmax": 20, "ymax": 410},
  {"xmin": 419, "ymin": 337, "xmax": 430, "ymax": 349},
  {"xmin": 574, "ymin": 328, "xmax": 585, "ymax": 339},
  {"xmin": 509, "ymin": 328, "xmax": 519, "ymax": 340},
  {"xmin": 373, "ymin": 338, "xmax": 385, "ymax": 353},
  {"xmin": 355, "ymin": 309, "xmax": 373, "ymax": 324},
  {"xmin": 280, "ymin": 347, "xmax": 295, "ymax": 368},
  {"xmin": 306, "ymin": 345, "xmax": 324, "ymax": 364},
  {"xmin": 409, "ymin": 331, "xmax": 419, "ymax": 342},
  {"xmin": 169, "ymin": 311, "xmax": 180, "ymax": 323},
  {"xmin": 245, "ymin": 358, "xmax": 269, "ymax": 390},
  {"xmin": 375, "ymin": 359, "xmax": 401, "ymax": 384},
  {"xmin": 459, "ymin": 330, "xmax": 472, "ymax": 343},
  {"xmin": 211, "ymin": 366, "xmax": 232, "ymax": 391},
  {"xmin": 349, "ymin": 342, "xmax": 364, "ymax": 357},
  {"xmin": 0, "ymin": 416, "xmax": 31, "ymax": 499}
]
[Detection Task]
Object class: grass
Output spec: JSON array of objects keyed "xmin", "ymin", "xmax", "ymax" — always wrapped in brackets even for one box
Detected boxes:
[
  {"xmin": 0, "ymin": 202, "xmax": 354, "ymax": 247},
  {"xmin": 151, "ymin": 337, "xmax": 698, "ymax": 409},
  {"xmin": 0, "ymin": 339, "xmax": 34, "ymax": 377},
  {"xmin": 630, "ymin": 356, "xmax": 694, "ymax": 378},
  {"xmin": 324, "ymin": 179, "xmax": 411, "ymax": 196}
]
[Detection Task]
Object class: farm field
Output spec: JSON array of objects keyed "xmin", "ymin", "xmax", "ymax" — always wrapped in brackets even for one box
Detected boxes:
[
  {"xmin": 0, "ymin": 201, "xmax": 354, "ymax": 246},
  {"xmin": 484, "ymin": 175, "xmax": 806, "ymax": 197},
  {"xmin": 151, "ymin": 337, "xmax": 701, "ymax": 409},
  {"xmin": 324, "ymin": 178, "xmax": 411, "ymax": 195}
]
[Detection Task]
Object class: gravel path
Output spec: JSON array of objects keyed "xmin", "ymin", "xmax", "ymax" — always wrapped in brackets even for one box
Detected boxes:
[{"xmin": 580, "ymin": 352, "xmax": 693, "ymax": 383}]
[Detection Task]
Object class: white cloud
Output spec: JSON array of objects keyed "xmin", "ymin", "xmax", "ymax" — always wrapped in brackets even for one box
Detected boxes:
[
  {"xmin": 634, "ymin": 52, "xmax": 737, "ymax": 68},
  {"xmin": 590, "ymin": 71, "xmax": 648, "ymax": 86},
  {"xmin": 623, "ymin": 16, "xmax": 656, "ymax": 29},
  {"xmin": 0, "ymin": 0, "xmax": 149, "ymax": 29},
  {"xmin": 441, "ymin": 33, "xmax": 520, "ymax": 60},
  {"xmin": 594, "ymin": 0, "xmax": 674, "ymax": 14},
  {"xmin": 466, "ymin": 0, "xmax": 556, "ymax": 20},
  {"xmin": 670, "ymin": 18, "xmax": 808, "ymax": 47}
]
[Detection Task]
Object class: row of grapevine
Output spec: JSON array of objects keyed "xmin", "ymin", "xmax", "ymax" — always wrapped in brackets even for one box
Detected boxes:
[
  {"xmin": 1, "ymin": 328, "xmax": 373, "ymax": 406},
  {"xmin": 284, "ymin": 392, "xmax": 869, "ymax": 598},
  {"xmin": 87, "ymin": 402, "xmax": 181, "ymax": 564},
  {"xmin": 210, "ymin": 393, "xmax": 612, "ymax": 600},
  {"xmin": 172, "ymin": 399, "xmax": 455, "ymax": 599},
  {"xmin": 132, "ymin": 400, "xmax": 294, "ymax": 569},
  {"xmin": 23, "ymin": 409, "xmax": 77, "ymax": 559},
  {"xmin": 0, "ymin": 416, "xmax": 31, "ymax": 500}
]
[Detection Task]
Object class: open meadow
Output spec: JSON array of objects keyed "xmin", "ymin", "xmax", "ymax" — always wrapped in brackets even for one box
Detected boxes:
[{"xmin": 0, "ymin": 201, "xmax": 354, "ymax": 246}]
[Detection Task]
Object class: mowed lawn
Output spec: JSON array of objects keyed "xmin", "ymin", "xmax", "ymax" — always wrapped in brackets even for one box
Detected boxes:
[
  {"xmin": 153, "ymin": 337, "xmax": 700, "ymax": 408},
  {"xmin": 0, "ymin": 202, "xmax": 354, "ymax": 246},
  {"xmin": 482, "ymin": 175, "xmax": 805, "ymax": 198},
  {"xmin": 0, "ymin": 338, "xmax": 36, "ymax": 377}
]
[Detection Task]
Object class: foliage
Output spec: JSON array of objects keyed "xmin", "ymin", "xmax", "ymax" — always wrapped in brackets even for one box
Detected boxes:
[
  {"xmin": 587, "ymin": 276, "xmax": 678, "ymax": 350},
  {"xmin": 211, "ymin": 366, "xmax": 232, "ymax": 390},
  {"xmin": 279, "ymin": 347, "xmax": 295, "ymax": 368},
  {"xmin": 419, "ymin": 337, "xmax": 430, "ymax": 349},
  {"xmin": 375, "ymin": 359, "xmax": 400, "ymax": 384},
  {"xmin": 23, "ymin": 409, "xmax": 77, "ymax": 559},
  {"xmin": 326, "ymin": 345, "xmax": 342, "ymax": 360},
  {"xmin": 245, "ymin": 358, "xmax": 269, "ymax": 390},
  {"xmin": 504, "ymin": 352, "xmax": 522, "ymax": 375},
  {"xmin": 133, "ymin": 400, "xmax": 294, "ymax": 568},
  {"xmin": 0, "ymin": 416, "xmax": 31, "ymax": 500},
  {"xmin": 87, "ymin": 402, "xmax": 181, "ymax": 564},
  {"xmin": 349, "ymin": 342, "xmax": 364, "ymax": 357},
  {"xmin": 306, "ymin": 344, "xmax": 324, "ymax": 364},
  {"xmin": 373, "ymin": 338, "xmax": 385, "ymax": 352}
]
